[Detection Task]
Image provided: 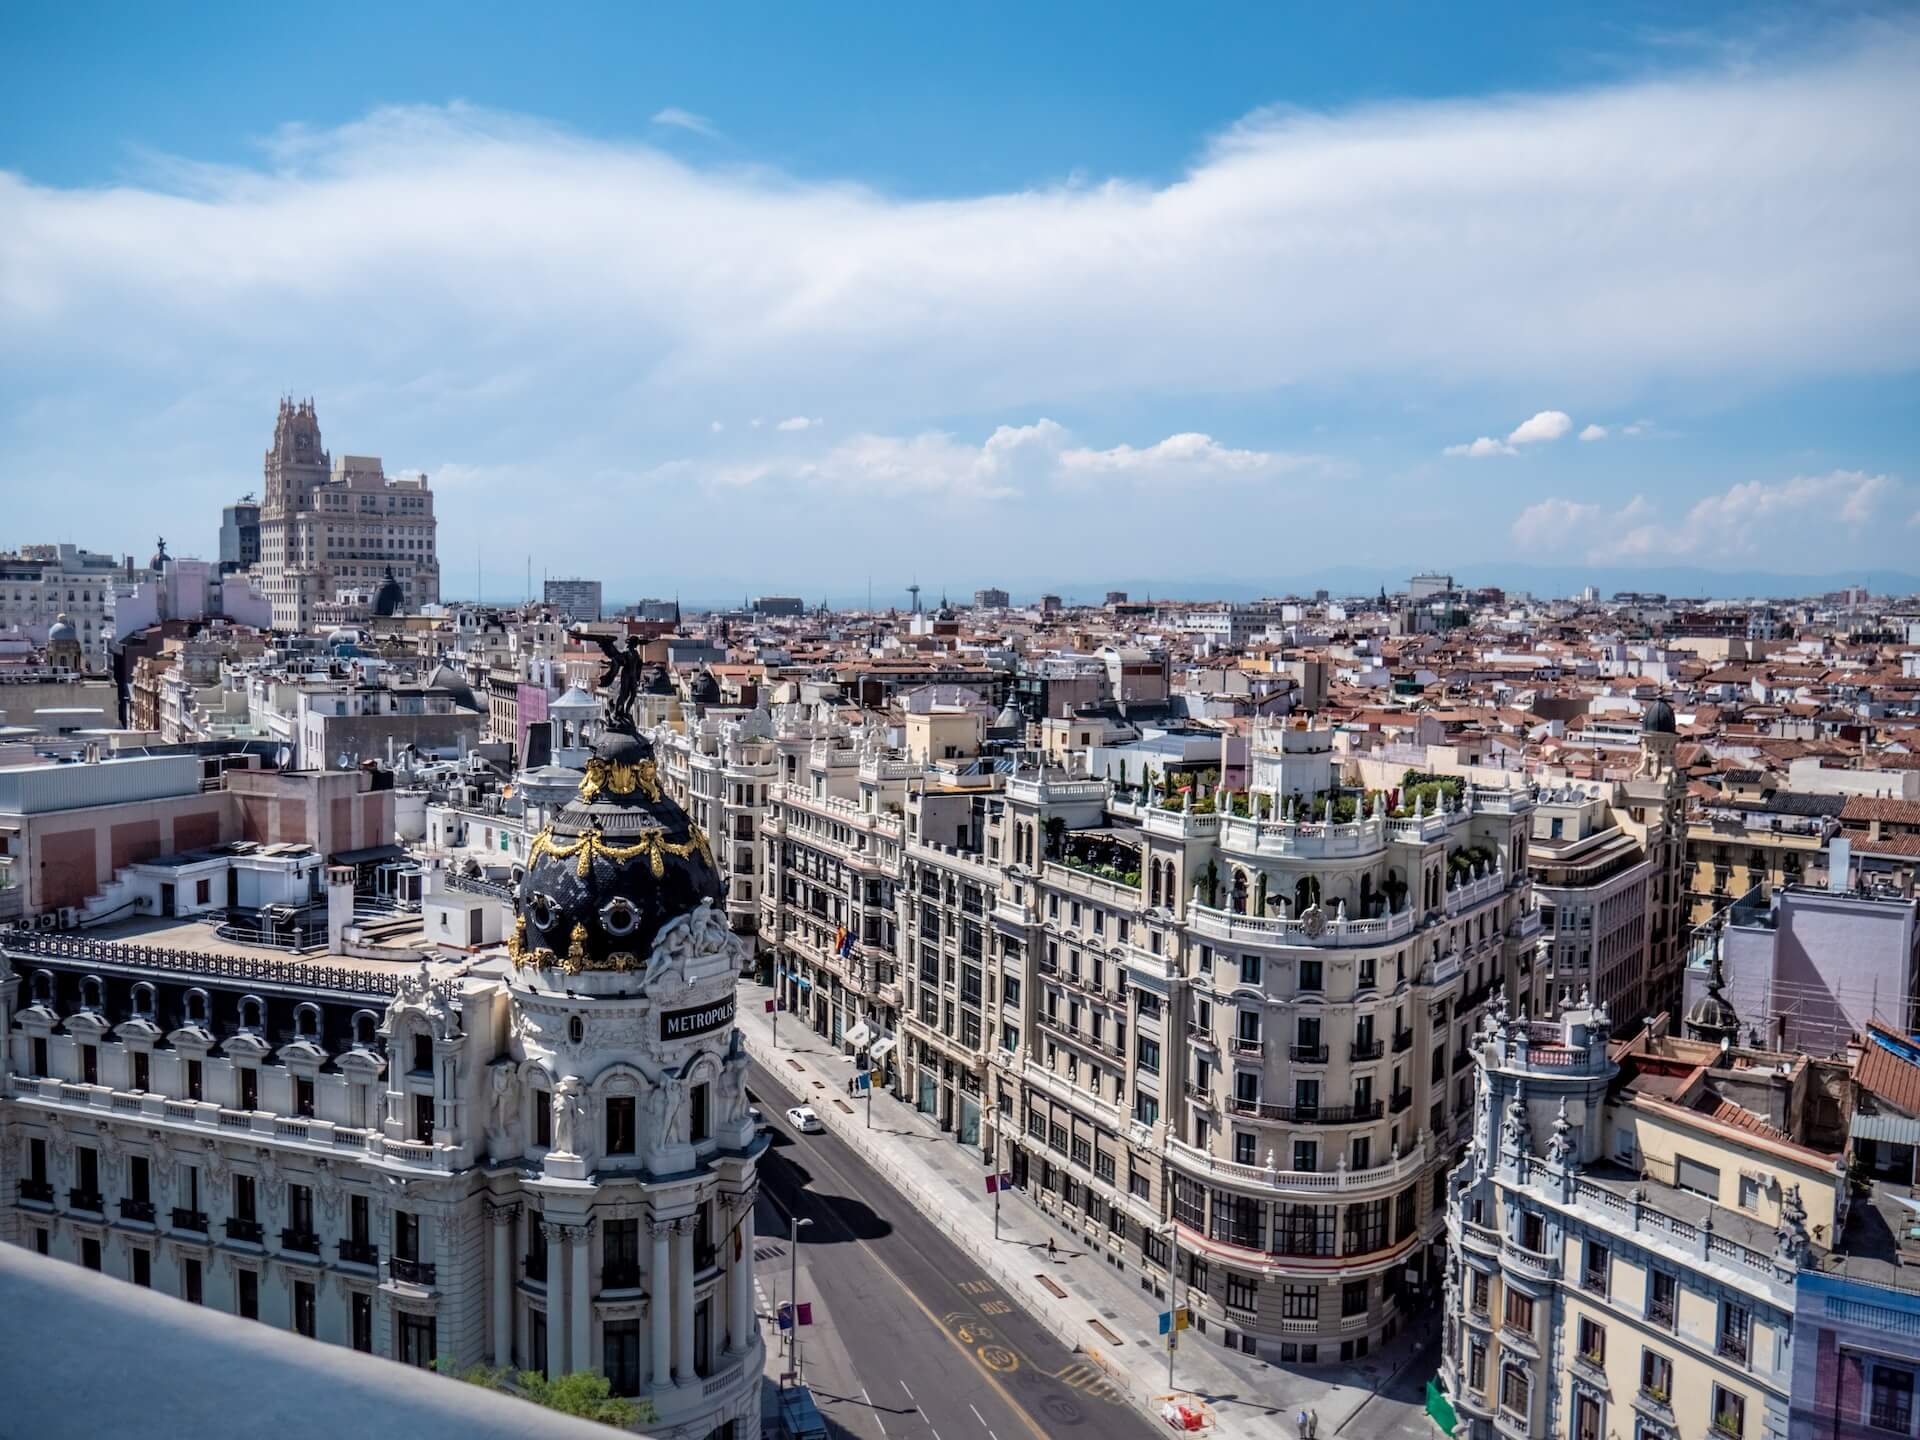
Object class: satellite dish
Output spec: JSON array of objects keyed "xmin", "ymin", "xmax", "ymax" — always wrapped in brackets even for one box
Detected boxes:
[
  {"xmin": 337, "ymin": 752, "xmax": 353, "ymax": 770},
  {"xmin": 274, "ymin": 745, "xmax": 291, "ymax": 769}
]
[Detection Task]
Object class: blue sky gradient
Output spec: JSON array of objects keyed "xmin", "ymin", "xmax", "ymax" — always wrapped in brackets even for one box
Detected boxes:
[{"xmin": 2, "ymin": 4, "xmax": 1916, "ymax": 601}]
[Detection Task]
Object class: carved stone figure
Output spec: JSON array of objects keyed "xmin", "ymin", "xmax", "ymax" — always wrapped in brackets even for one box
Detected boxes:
[{"xmin": 552, "ymin": 1076, "xmax": 586, "ymax": 1157}]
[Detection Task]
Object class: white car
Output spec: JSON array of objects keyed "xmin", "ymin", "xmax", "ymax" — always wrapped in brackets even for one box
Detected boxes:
[{"xmin": 786, "ymin": 1105, "xmax": 825, "ymax": 1134}]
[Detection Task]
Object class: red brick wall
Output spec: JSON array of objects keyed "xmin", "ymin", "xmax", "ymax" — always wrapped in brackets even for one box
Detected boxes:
[
  {"xmin": 362, "ymin": 793, "xmax": 387, "ymax": 850},
  {"xmin": 239, "ymin": 792, "xmax": 273, "ymax": 844},
  {"xmin": 276, "ymin": 797, "xmax": 307, "ymax": 846},
  {"xmin": 173, "ymin": 809, "xmax": 221, "ymax": 854},
  {"xmin": 331, "ymin": 796, "xmax": 353, "ymax": 854},
  {"xmin": 110, "ymin": 819, "xmax": 162, "ymax": 874},
  {"xmin": 38, "ymin": 829, "xmax": 98, "ymax": 910}
]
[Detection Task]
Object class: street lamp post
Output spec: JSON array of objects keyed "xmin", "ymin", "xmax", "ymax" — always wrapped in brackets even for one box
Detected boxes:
[
  {"xmin": 1164, "ymin": 1220, "xmax": 1181, "ymax": 1393},
  {"xmin": 788, "ymin": 1214, "xmax": 813, "ymax": 1382}
]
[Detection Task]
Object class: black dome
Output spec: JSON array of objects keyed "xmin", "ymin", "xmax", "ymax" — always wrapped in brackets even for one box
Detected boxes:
[
  {"xmin": 374, "ymin": 568, "xmax": 404, "ymax": 617},
  {"xmin": 1642, "ymin": 698, "xmax": 1677, "ymax": 734},
  {"xmin": 509, "ymin": 725, "xmax": 723, "ymax": 973},
  {"xmin": 689, "ymin": 668, "xmax": 722, "ymax": 704},
  {"xmin": 641, "ymin": 663, "xmax": 673, "ymax": 696}
]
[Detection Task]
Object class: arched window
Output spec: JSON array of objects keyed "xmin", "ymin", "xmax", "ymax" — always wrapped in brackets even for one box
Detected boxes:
[
  {"xmin": 568, "ymin": 1015, "xmax": 585, "ymax": 1045},
  {"xmin": 1229, "ymin": 870, "xmax": 1248, "ymax": 915},
  {"xmin": 30, "ymin": 970, "xmax": 53, "ymax": 1006},
  {"xmin": 184, "ymin": 988, "xmax": 211, "ymax": 1025},
  {"xmin": 1295, "ymin": 876, "xmax": 1320, "ymax": 914},
  {"xmin": 239, "ymin": 995, "xmax": 265, "ymax": 1033},
  {"xmin": 351, "ymin": 1010, "xmax": 379, "ymax": 1048},
  {"xmin": 79, "ymin": 975, "xmax": 104, "ymax": 1012},
  {"xmin": 294, "ymin": 1003, "xmax": 322, "ymax": 1040},
  {"xmin": 131, "ymin": 982, "xmax": 157, "ymax": 1020}
]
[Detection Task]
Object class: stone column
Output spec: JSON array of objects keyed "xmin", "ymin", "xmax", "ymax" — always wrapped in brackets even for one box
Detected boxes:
[
  {"xmin": 543, "ymin": 1221, "xmax": 567, "ymax": 1378},
  {"xmin": 649, "ymin": 1220, "xmax": 672, "ymax": 1391},
  {"xmin": 570, "ymin": 1220, "xmax": 593, "ymax": 1375},
  {"xmin": 672, "ymin": 1219, "xmax": 695, "ymax": 1382},
  {"xmin": 488, "ymin": 1205, "xmax": 515, "ymax": 1369},
  {"xmin": 728, "ymin": 1204, "xmax": 754, "ymax": 1354}
]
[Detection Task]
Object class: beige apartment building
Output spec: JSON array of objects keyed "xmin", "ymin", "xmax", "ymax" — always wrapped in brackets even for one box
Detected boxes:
[
  {"xmin": 255, "ymin": 399, "xmax": 440, "ymax": 632},
  {"xmin": 762, "ymin": 713, "xmax": 1547, "ymax": 1365}
]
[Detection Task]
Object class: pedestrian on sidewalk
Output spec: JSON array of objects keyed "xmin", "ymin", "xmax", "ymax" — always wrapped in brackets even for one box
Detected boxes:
[{"xmin": 1046, "ymin": 1237, "xmax": 1056, "ymax": 1261}]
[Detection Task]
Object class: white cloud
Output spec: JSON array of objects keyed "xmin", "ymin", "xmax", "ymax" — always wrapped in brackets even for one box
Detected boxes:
[
  {"xmin": 1511, "ymin": 497, "xmax": 1604, "ymax": 549},
  {"xmin": 709, "ymin": 420, "xmax": 723, "ymax": 433},
  {"xmin": 1516, "ymin": 471, "xmax": 1895, "ymax": 563},
  {"xmin": 1444, "ymin": 436, "xmax": 1515, "ymax": 459},
  {"xmin": 1622, "ymin": 419, "xmax": 1654, "ymax": 436},
  {"xmin": 3, "ymin": 31, "xmax": 1916, "ymax": 425},
  {"xmin": 1058, "ymin": 432, "xmax": 1300, "ymax": 475},
  {"xmin": 650, "ymin": 107, "xmax": 720, "ymax": 140},
  {"xmin": 749, "ymin": 418, "xmax": 763, "ymax": 429},
  {"xmin": 775, "ymin": 416, "xmax": 821, "ymax": 432},
  {"xmin": 1508, "ymin": 410, "xmax": 1573, "ymax": 446},
  {"xmin": 1579, "ymin": 423, "xmax": 1608, "ymax": 442}
]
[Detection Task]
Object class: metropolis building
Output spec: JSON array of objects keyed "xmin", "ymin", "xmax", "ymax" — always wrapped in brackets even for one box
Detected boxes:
[{"xmin": 1, "ymin": 710, "xmax": 763, "ymax": 1438}]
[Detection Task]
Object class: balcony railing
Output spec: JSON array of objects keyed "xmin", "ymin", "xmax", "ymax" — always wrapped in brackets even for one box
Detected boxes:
[
  {"xmin": 119, "ymin": 1198, "xmax": 157, "ymax": 1223},
  {"xmin": 68, "ymin": 1188, "xmax": 104, "ymax": 1213},
  {"xmin": 1288, "ymin": 1043, "xmax": 1328, "ymax": 1064},
  {"xmin": 389, "ymin": 1257, "xmax": 436, "ymax": 1286},
  {"xmin": 281, "ymin": 1228, "xmax": 321, "ymax": 1255},
  {"xmin": 171, "ymin": 1207, "xmax": 209, "ymax": 1233},
  {"xmin": 19, "ymin": 1179, "xmax": 54, "ymax": 1205},
  {"xmin": 1392, "ymin": 1029, "xmax": 1414, "ymax": 1054},
  {"xmin": 1233, "ymin": 1100, "xmax": 1383, "ymax": 1125},
  {"xmin": 1717, "ymin": 1333, "xmax": 1749, "ymax": 1366},
  {"xmin": 1349, "ymin": 1038, "xmax": 1384, "ymax": 1062},
  {"xmin": 1648, "ymin": 1298, "xmax": 1676, "ymax": 1329},
  {"xmin": 1389, "ymin": 1088, "xmax": 1413, "ymax": 1115},
  {"xmin": 226, "ymin": 1217, "xmax": 264, "ymax": 1244},
  {"xmin": 601, "ymin": 1261, "xmax": 641, "ymax": 1290},
  {"xmin": 338, "ymin": 1238, "xmax": 378, "ymax": 1266},
  {"xmin": 1234, "ymin": 1037, "xmax": 1268, "ymax": 1057}
]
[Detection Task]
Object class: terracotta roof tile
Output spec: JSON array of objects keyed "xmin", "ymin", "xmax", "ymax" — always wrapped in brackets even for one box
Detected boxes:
[{"xmin": 1857, "ymin": 1024, "xmax": 1920, "ymax": 1116}]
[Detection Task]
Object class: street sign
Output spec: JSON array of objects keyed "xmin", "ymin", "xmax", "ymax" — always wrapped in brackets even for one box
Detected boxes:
[
  {"xmin": 985, "ymin": 1174, "xmax": 999, "ymax": 1195},
  {"xmin": 855, "ymin": 1071, "xmax": 871, "ymax": 1090},
  {"xmin": 1158, "ymin": 1310, "xmax": 1171, "ymax": 1335},
  {"xmin": 796, "ymin": 1301, "xmax": 814, "ymax": 1326},
  {"xmin": 765, "ymin": 999, "xmax": 776, "ymax": 1013},
  {"xmin": 778, "ymin": 1303, "xmax": 793, "ymax": 1331}
]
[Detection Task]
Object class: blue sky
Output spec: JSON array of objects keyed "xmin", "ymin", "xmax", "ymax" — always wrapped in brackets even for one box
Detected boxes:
[{"xmin": 2, "ymin": 4, "xmax": 1917, "ymax": 602}]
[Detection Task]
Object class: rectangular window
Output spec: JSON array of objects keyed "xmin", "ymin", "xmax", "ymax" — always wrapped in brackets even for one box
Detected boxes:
[
  {"xmin": 1582, "ymin": 1240, "xmax": 1609, "ymax": 1295},
  {"xmin": 1298, "ymin": 960, "xmax": 1322, "ymax": 992},
  {"xmin": 1674, "ymin": 1154, "xmax": 1721, "ymax": 1200},
  {"xmin": 1470, "ymin": 1271, "xmax": 1489, "ymax": 1316},
  {"xmin": 183, "ymin": 1258, "xmax": 203, "ymax": 1305},
  {"xmin": 534, "ymin": 1089, "xmax": 552, "ymax": 1148},
  {"xmin": 234, "ymin": 1173, "xmax": 257, "ymax": 1223},
  {"xmin": 81, "ymin": 1236, "xmax": 101, "ymax": 1271},
  {"xmin": 1871, "ymin": 1366, "xmax": 1915, "ymax": 1434},
  {"xmin": 1641, "ymin": 1348, "xmax": 1672, "ymax": 1402},
  {"xmin": 1503, "ymin": 1290, "xmax": 1534, "ymax": 1335},
  {"xmin": 236, "ymin": 1267, "xmax": 259, "ymax": 1319},
  {"xmin": 1226, "ymin": 1274, "xmax": 1257, "ymax": 1310},
  {"xmin": 604, "ymin": 1318, "xmax": 643, "ymax": 1395},
  {"xmin": 1342, "ymin": 1278, "xmax": 1369, "ymax": 1317},
  {"xmin": 1500, "ymin": 1366, "xmax": 1529, "ymax": 1419},
  {"xmin": 294, "ymin": 1280, "xmax": 316, "ymax": 1337},
  {"xmin": 352, "ymin": 1293, "xmax": 374, "ymax": 1352},
  {"xmin": 81, "ymin": 1044, "xmax": 98, "ymax": 1085},
  {"xmin": 1172, "ymin": 1175, "xmax": 1207, "ymax": 1229},
  {"xmin": 239, "ymin": 1067, "xmax": 258, "ymax": 1111},
  {"xmin": 1133, "ymin": 1092, "xmax": 1159, "ymax": 1127},
  {"xmin": 131, "ymin": 1248, "xmax": 151, "ymax": 1288},
  {"xmin": 413, "ymin": 1092, "xmax": 434, "ymax": 1144},
  {"xmin": 295, "ymin": 1076, "xmax": 315, "ymax": 1118},
  {"xmin": 1573, "ymin": 1391, "xmax": 1601, "ymax": 1440},
  {"xmin": 1136, "ymin": 1036, "xmax": 1161, "ymax": 1075},
  {"xmin": 186, "ymin": 1060, "xmax": 203, "ymax": 1101},
  {"xmin": 1712, "ymin": 1386, "xmax": 1745, "ymax": 1438},
  {"xmin": 1293, "ymin": 1139, "xmax": 1317, "ymax": 1173},
  {"xmin": 1718, "ymin": 1302, "xmax": 1750, "ymax": 1365},
  {"xmin": 398, "ymin": 1312, "xmax": 437, "ymax": 1369},
  {"xmin": 396, "ymin": 1210, "xmax": 420, "ymax": 1262},
  {"xmin": 1577, "ymin": 1316, "xmax": 1605, "ymax": 1366},
  {"xmin": 1649, "ymin": 1270, "xmax": 1677, "ymax": 1328},
  {"xmin": 606, "ymin": 1096, "xmax": 637, "ymax": 1154},
  {"xmin": 1282, "ymin": 1285, "xmax": 1317, "ymax": 1319}
]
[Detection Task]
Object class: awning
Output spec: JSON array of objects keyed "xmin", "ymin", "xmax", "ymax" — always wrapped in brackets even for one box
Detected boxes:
[
  {"xmin": 332, "ymin": 844, "xmax": 408, "ymax": 865},
  {"xmin": 868, "ymin": 1036, "xmax": 897, "ymax": 1064},
  {"xmin": 1852, "ymin": 1111, "xmax": 1920, "ymax": 1146},
  {"xmin": 844, "ymin": 1021, "xmax": 873, "ymax": 1049}
]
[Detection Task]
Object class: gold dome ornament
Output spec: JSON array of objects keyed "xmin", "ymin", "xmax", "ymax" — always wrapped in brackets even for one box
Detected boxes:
[
  {"xmin": 578, "ymin": 756, "xmax": 662, "ymax": 803},
  {"xmin": 565, "ymin": 922, "xmax": 591, "ymax": 973}
]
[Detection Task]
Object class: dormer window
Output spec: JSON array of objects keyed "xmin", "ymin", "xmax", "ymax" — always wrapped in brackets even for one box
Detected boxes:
[
  {"xmin": 184, "ymin": 989, "xmax": 211, "ymax": 1026},
  {"xmin": 131, "ymin": 983, "xmax": 157, "ymax": 1021},
  {"xmin": 351, "ymin": 1011, "xmax": 379, "ymax": 1049},
  {"xmin": 79, "ymin": 976, "xmax": 104, "ymax": 1013},
  {"xmin": 294, "ymin": 1004, "xmax": 322, "ymax": 1041},
  {"xmin": 239, "ymin": 996, "xmax": 266, "ymax": 1033},
  {"xmin": 30, "ymin": 971, "xmax": 53, "ymax": 1007}
]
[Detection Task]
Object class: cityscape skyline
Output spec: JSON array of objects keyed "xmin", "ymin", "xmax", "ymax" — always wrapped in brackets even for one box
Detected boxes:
[{"xmin": 3, "ymin": 7, "xmax": 1917, "ymax": 595}]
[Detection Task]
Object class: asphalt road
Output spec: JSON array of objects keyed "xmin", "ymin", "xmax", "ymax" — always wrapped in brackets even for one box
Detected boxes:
[{"xmin": 748, "ymin": 1059, "xmax": 1161, "ymax": 1440}]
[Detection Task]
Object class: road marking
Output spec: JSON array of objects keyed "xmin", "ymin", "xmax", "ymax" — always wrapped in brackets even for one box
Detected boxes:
[
  {"xmin": 751, "ymin": 1064, "xmax": 1052, "ymax": 1440},
  {"xmin": 863, "ymin": 1386, "xmax": 887, "ymax": 1437},
  {"xmin": 900, "ymin": 1381, "xmax": 915, "ymax": 1400},
  {"xmin": 970, "ymin": 1403, "xmax": 987, "ymax": 1427},
  {"xmin": 979, "ymin": 1300, "xmax": 1011, "ymax": 1315},
  {"xmin": 958, "ymin": 1279, "xmax": 994, "ymax": 1296}
]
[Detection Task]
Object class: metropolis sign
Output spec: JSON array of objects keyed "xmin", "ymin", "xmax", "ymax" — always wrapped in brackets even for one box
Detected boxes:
[{"xmin": 660, "ymin": 995, "xmax": 736, "ymax": 1041}]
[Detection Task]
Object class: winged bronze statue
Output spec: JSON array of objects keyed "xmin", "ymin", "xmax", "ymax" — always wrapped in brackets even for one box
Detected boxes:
[{"xmin": 579, "ymin": 629, "xmax": 643, "ymax": 730}]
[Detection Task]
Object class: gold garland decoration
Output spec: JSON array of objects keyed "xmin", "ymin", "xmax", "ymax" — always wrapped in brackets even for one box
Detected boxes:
[
  {"xmin": 578, "ymin": 757, "xmax": 664, "ymax": 803},
  {"xmin": 528, "ymin": 822, "xmax": 713, "ymax": 879}
]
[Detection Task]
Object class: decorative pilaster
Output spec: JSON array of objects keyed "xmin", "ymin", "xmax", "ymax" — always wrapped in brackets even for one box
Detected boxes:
[
  {"xmin": 570, "ymin": 1218, "xmax": 594, "ymax": 1374},
  {"xmin": 672, "ymin": 1217, "xmax": 695, "ymax": 1382},
  {"xmin": 649, "ymin": 1219, "xmax": 673, "ymax": 1391},
  {"xmin": 728, "ymin": 1205, "xmax": 754, "ymax": 1354},
  {"xmin": 541, "ymin": 1219, "xmax": 568, "ymax": 1377},
  {"xmin": 486, "ymin": 1202, "xmax": 520, "ymax": 1369}
]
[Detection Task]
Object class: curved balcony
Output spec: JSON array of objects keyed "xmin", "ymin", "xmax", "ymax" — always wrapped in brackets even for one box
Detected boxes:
[
  {"xmin": 1167, "ymin": 1132, "xmax": 1433, "ymax": 1196},
  {"xmin": 1189, "ymin": 900, "xmax": 1417, "ymax": 951},
  {"xmin": 1217, "ymin": 812, "xmax": 1389, "ymax": 861},
  {"xmin": 1227, "ymin": 1098, "xmax": 1383, "ymax": 1125}
]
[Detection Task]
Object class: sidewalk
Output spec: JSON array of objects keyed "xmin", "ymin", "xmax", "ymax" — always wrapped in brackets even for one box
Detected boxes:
[{"xmin": 736, "ymin": 979, "xmax": 1439, "ymax": 1440}]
